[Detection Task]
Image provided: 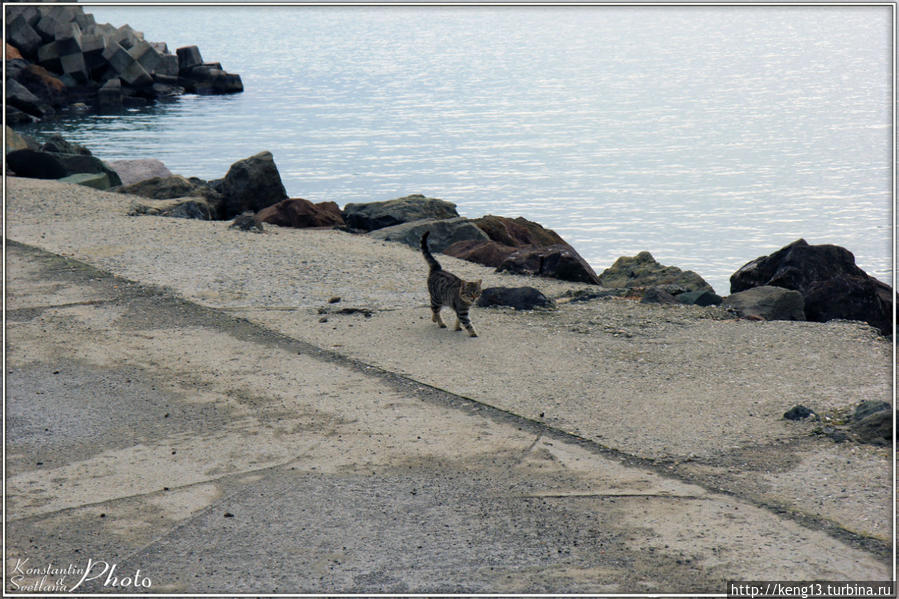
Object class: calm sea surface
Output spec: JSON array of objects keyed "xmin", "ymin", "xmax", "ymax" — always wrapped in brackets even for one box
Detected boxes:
[{"xmin": 19, "ymin": 5, "xmax": 893, "ymax": 294}]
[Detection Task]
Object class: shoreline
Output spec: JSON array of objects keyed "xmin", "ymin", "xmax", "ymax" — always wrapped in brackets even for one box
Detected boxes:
[{"xmin": 11, "ymin": 122, "xmax": 895, "ymax": 300}]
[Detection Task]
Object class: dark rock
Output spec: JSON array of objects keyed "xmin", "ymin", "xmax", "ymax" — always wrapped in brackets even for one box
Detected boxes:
[
  {"xmin": 165, "ymin": 199, "xmax": 211, "ymax": 220},
  {"xmin": 114, "ymin": 175, "xmax": 207, "ymax": 199},
  {"xmin": 109, "ymin": 24, "xmax": 143, "ymax": 51},
  {"xmin": 722, "ymin": 286, "xmax": 805, "ymax": 321},
  {"xmin": 5, "ymin": 106, "xmax": 36, "ymax": 125},
  {"xmin": 229, "ymin": 212, "xmax": 263, "ymax": 233},
  {"xmin": 176, "ymin": 45, "xmax": 203, "ymax": 72},
  {"xmin": 476, "ymin": 287, "xmax": 555, "ymax": 311},
  {"xmin": 599, "ymin": 251, "xmax": 714, "ymax": 293},
  {"xmin": 850, "ymin": 410, "xmax": 893, "ymax": 446},
  {"xmin": 558, "ymin": 288, "xmax": 630, "ymax": 303},
  {"xmin": 106, "ymin": 159, "xmax": 172, "ymax": 186},
  {"xmin": 53, "ymin": 22, "xmax": 83, "ymax": 56},
  {"xmin": 824, "ymin": 427, "xmax": 850, "ymax": 443},
  {"xmin": 5, "ymin": 149, "xmax": 67, "ymax": 180},
  {"xmin": 472, "ymin": 215, "xmax": 567, "ymax": 248},
  {"xmin": 102, "ymin": 41, "xmax": 153, "ymax": 87},
  {"xmin": 5, "ymin": 57, "xmax": 30, "ymax": 82},
  {"xmin": 35, "ymin": 15, "xmax": 62, "ymax": 43},
  {"xmin": 129, "ymin": 40, "xmax": 163, "ymax": 74},
  {"xmin": 369, "ymin": 217, "xmax": 489, "ymax": 252},
  {"xmin": 333, "ymin": 307, "xmax": 374, "ymax": 317},
  {"xmin": 731, "ymin": 239, "xmax": 866, "ymax": 295},
  {"xmin": 151, "ymin": 81, "xmax": 184, "ymax": 99},
  {"xmin": 155, "ymin": 54, "xmax": 180, "ymax": 78},
  {"xmin": 80, "ymin": 33, "xmax": 107, "ymax": 71},
  {"xmin": 7, "ymin": 15, "xmax": 43, "ymax": 58},
  {"xmin": 60, "ymin": 52, "xmax": 89, "ymax": 84},
  {"xmin": 40, "ymin": 134, "xmax": 91, "ymax": 156},
  {"xmin": 128, "ymin": 197, "xmax": 211, "ymax": 220},
  {"xmin": 343, "ymin": 194, "xmax": 459, "ymax": 232},
  {"xmin": 6, "ymin": 79, "xmax": 54, "ymax": 120},
  {"xmin": 256, "ymin": 198, "xmax": 345, "ymax": 228},
  {"xmin": 55, "ymin": 152, "xmax": 122, "ymax": 186},
  {"xmin": 497, "ymin": 244, "xmax": 602, "ymax": 285},
  {"xmin": 97, "ymin": 77, "xmax": 123, "ymax": 110},
  {"xmin": 783, "ymin": 405, "xmax": 816, "ymax": 421},
  {"xmin": 6, "ymin": 149, "xmax": 67, "ymax": 178},
  {"xmin": 36, "ymin": 40, "xmax": 63, "ymax": 72},
  {"xmin": 443, "ymin": 239, "xmax": 518, "ymax": 268},
  {"xmin": 640, "ymin": 287, "xmax": 679, "ymax": 305},
  {"xmin": 6, "ymin": 5, "xmax": 41, "ymax": 29},
  {"xmin": 677, "ymin": 289, "xmax": 724, "ymax": 306},
  {"xmin": 730, "ymin": 239, "xmax": 894, "ymax": 335},
  {"xmin": 219, "ymin": 151, "xmax": 288, "ymax": 219},
  {"xmin": 853, "ymin": 400, "xmax": 890, "ymax": 423},
  {"xmin": 182, "ymin": 64, "xmax": 243, "ymax": 95},
  {"xmin": 804, "ymin": 274, "xmax": 893, "ymax": 336}
]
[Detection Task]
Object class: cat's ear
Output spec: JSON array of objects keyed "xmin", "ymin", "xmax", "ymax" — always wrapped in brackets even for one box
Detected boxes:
[{"xmin": 475, "ymin": 279, "xmax": 483, "ymax": 287}]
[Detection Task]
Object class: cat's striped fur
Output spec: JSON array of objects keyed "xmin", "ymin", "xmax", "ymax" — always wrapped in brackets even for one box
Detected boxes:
[{"xmin": 421, "ymin": 230, "xmax": 482, "ymax": 337}]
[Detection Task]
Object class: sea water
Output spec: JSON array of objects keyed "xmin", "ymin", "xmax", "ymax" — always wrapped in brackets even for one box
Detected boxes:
[{"xmin": 18, "ymin": 5, "xmax": 893, "ymax": 295}]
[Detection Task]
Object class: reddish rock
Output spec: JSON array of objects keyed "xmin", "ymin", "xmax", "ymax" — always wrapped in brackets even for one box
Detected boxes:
[
  {"xmin": 473, "ymin": 215, "xmax": 567, "ymax": 248},
  {"xmin": 6, "ymin": 43, "xmax": 23, "ymax": 61},
  {"xmin": 443, "ymin": 239, "xmax": 518, "ymax": 268},
  {"xmin": 18, "ymin": 64, "xmax": 67, "ymax": 107},
  {"xmin": 498, "ymin": 244, "xmax": 601, "ymax": 285},
  {"xmin": 256, "ymin": 198, "xmax": 344, "ymax": 229}
]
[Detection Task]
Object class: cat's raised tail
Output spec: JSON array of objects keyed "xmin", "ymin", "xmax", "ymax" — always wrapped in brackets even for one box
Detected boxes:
[{"xmin": 421, "ymin": 230, "xmax": 442, "ymax": 273}]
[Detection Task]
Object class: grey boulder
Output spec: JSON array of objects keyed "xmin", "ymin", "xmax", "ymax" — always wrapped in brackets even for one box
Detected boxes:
[
  {"xmin": 722, "ymin": 285, "xmax": 806, "ymax": 321},
  {"xmin": 369, "ymin": 217, "xmax": 489, "ymax": 253},
  {"xmin": 343, "ymin": 194, "xmax": 459, "ymax": 232}
]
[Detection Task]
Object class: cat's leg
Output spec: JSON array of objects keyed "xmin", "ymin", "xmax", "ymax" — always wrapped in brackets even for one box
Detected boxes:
[
  {"xmin": 456, "ymin": 308, "xmax": 477, "ymax": 337},
  {"xmin": 431, "ymin": 305, "xmax": 447, "ymax": 328}
]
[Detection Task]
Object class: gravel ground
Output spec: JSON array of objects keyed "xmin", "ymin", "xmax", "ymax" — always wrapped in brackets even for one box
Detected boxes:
[{"xmin": 6, "ymin": 176, "xmax": 894, "ymax": 550}]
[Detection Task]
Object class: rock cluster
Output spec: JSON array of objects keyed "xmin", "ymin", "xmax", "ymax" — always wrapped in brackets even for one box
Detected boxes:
[
  {"xmin": 116, "ymin": 151, "xmax": 288, "ymax": 220},
  {"xmin": 5, "ymin": 4, "xmax": 242, "ymax": 123},
  {"xmin": 729, "ymin": 239, "xmax": 894, "ymax": 335},
  {"xmin": 442, "ymin": 215, "xmax": 601, "ymax": 284},
  {"xmin": 6, "ymin": 132, "xmax": 123, "ymax": 188},
  {"xmin": 785, "ymin": 400, "xmax": 892, "ymax": 446},
  {"xmin": 7, "ymin": 128, "xmax": 893, "ymax": 327},
  {"xmin": 351, "ymin": 202, "xmax": 601, "ymax": 284}
]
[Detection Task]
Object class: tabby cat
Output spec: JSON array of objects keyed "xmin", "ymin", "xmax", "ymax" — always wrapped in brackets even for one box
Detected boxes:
[{"xmin": 421, "ymin": 230, "xmax": 482, "ymax": 337}]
